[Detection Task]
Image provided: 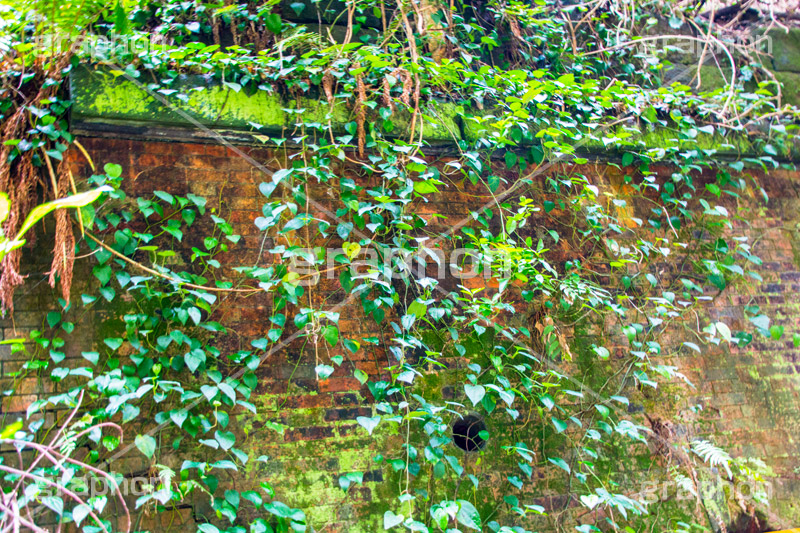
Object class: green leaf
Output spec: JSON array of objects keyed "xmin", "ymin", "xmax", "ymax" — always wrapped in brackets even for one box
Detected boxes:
[
  {"xmin": 357, "ymin": 415, "xmax": 380, "ymax": 435},
  {"xmin": 488, "ymin": 174, "xmax": 500, "ymax": 193},
  {"xmin": 185, "ymin": 349, "xmax": 206, "ymax": 372},
  {"xmin": 264, "ymin": 13, "xmax": 282, "ymax": 34},
  {"xmin": 315, "ymin": 364, "xmax": 334, "ymax": 379},
  {"xmin": 0, "ymin": 421, "xmax": 22, "ymax": 439},
  {"xmin": 384, "ymin": 511, "xmax": 404, "ymax": 530},
  {"xmin": 464, "ymin": 384, "xmax": 485, "ymax": 406},
  {"xmin": 135, "ymin": 434, "xmax": 156, "ymax": 459},
  {"xmin": 15, "ymin": 187, "xmax": 111, "ymax": 243},
  {"xmin": 323, "ymin": 325, "xmax": 339, "ymax": 346},
  {"xmin": 46, "ymin": 311, "xmax": 61, "ymax": 328},
  {"xmin": 81, "ymin": 351, "xmax": 99, "ymax": 365},
  {"xmin": 104, "ymin": 338, "xmax": 123, "ymax": 351},
  {"xmin": 354, "ymin": 369, "xmax": 368, "ymax": 385},
  {"xmin": 504, "ymin": 151, "xmax": 517, "ymax": 169},
  {"xmin": 552, "ymin": 418, "xmax": 568, "ymax": 433},
  {"xmin": 456, "ymin": 500, "xmax": 481, "ymax": 531},
  {"xmin": 621, "ymin": 152, "xmax": 634, "ymax": 167},
  {"xmin": 548, "ymin": 456, "xmax": 570, "ymax": 473},
  {"xmin": 104, "ymin": 163, "xmax": 122, "ymax": 178},
  {"xmin": 215, "ymin": 430, "xmax": 236, "ymax": 450},
  {"xmin": 413, "ymin": 181, "xmax": 439, "ymax": 194},
  {"xmin": 0, "ymin": 193, "xmax": 9, "ymax": 224}
]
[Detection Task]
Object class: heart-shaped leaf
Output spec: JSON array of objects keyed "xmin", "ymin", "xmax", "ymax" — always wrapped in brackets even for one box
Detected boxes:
[
  {"xmin": 383, "ymin": 511, "xmax": 404, "ymax": 529},
  {"xmin": 215, "ymin": 430, "xmax": 236, "ymax": 450},
  {"xmin": 357, "ymin": 415, "xmax": 380, "ymax": 435},
  {"xmin": 135, "ymin": 434, "xmax": 156, "ymax": 459},
  {"xmin": 464, "ymin": 384, "xmax": 485, "ymax": 406}
]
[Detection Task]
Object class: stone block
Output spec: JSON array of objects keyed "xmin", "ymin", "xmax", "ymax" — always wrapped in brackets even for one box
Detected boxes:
[{"xmin": 768, "ymin": 28, "xmax": 800, "ymax": 73}]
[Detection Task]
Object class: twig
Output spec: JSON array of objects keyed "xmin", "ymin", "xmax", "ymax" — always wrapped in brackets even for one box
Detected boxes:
[{"xmin": 85, "ymin": 232, "xmax": 260, "ymax": 294}]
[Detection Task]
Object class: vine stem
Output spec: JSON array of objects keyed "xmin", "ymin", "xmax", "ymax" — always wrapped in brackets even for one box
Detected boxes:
[{"xmin": 84, "ymin": 232, "xmax": 259, "ymax": 294}]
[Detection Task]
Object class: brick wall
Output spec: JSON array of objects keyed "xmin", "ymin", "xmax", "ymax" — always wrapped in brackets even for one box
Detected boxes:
[{"xmin": 4, "ymin": 135, "xmax": 800, "ymax": 532}]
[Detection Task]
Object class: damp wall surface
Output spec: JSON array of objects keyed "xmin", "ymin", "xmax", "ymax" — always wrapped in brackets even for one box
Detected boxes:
[{"xmin": 3, "ymin": 61, "xmax": 800, "ymax": 532}]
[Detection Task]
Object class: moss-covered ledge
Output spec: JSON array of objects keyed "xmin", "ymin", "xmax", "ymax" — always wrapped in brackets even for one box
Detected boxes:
[
  {"xmin": 69, "ymin": 65, "xmax": 462, "ymax": 145},
  {"xmin": 70, "ymin": 65, "xmax": 800, "ymax": 161}
]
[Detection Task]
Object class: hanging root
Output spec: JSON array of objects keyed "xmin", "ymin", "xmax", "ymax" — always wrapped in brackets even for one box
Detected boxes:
[
  {"xmin": 0, "ymin": 52, "xmax": 73, "ymax": 313},
  {"xmin": 322, "ymin": 69, "xmax": 334, "ymax": 104},
  {"xmin": 44, "ymin": 155, "xmax": 75, "ymax": 304},
  {"xmin": 395, "ymin": 68, "xmax": 412, "ymax": 108},
  {"xmin": 355, "ymin": 67, "xmax": 368, "ymax": 158},
  {"xmin": 382, "ymin": 76, "xmax": 393, "ymax": 110}
]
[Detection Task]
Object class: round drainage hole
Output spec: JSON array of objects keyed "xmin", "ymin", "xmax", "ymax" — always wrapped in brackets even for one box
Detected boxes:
[{"xmin": 452, "ymin": 414, "xmax": 487, "ymax": 452}]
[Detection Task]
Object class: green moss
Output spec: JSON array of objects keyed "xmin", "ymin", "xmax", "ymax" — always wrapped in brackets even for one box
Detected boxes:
[{"xmin": 185, "ymin": 86, "xmax": 286, "ymax": 129}]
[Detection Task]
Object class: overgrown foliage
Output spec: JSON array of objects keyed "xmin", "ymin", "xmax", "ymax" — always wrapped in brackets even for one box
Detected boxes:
[{"xmin": 0, "ymin": 0, "xmax": 798, "ymax": 532}]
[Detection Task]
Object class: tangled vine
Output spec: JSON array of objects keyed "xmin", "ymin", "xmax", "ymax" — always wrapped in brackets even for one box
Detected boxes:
[{"xmin": 0, "ymin": 0, "xmax": 798, "ymax": 532}]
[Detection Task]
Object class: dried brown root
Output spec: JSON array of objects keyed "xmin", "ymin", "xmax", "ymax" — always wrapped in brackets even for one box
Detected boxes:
[
  {"xmin": 0, "ymin": 52, "xmax": 72, "ymax": 313},
  {"xmin": 355, "ymin": 68, "xmax": 368, "ymax": 158},
  {"xmin": 322, "ymin": 69, "xmax": 335, "ymax": 104},
  {"xmin": 45, "ymin": 155, "xmax": 75, "ymax": 304}
]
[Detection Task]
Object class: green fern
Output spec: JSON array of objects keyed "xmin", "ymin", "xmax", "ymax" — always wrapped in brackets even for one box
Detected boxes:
[{"xmin": 691, "ymin": 439, "xmax": 733, "ymax": 479}]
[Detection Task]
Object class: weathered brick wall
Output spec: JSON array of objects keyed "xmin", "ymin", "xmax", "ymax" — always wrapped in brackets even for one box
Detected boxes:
[{"xmin": 4, "ymin": 135, "xmax": 800, "ymax": 532}]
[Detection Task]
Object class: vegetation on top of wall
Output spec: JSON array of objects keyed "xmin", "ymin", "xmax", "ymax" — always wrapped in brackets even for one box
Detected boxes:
[{"xmin": 0, "ymin": 0, "xmax": 798, "ymax": 532}]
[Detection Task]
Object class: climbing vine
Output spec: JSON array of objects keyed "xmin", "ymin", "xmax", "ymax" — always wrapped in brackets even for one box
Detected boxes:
[{"xmin": 0, "ymin": 0, "xmax": 798, "ymax": 532}]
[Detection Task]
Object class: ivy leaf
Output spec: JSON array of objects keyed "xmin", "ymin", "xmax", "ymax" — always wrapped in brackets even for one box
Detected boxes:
[
  {"xmin": 281, "ymin": 216, "xmax": 308, "ymax": 233},
  {"xmin": 185, "ymin": 349, "xmax": 206, "ymax": 372},
  {"xmin": 504, "ymin": 151, "xmax": 517, "ymax": 169},
  {"xmin": 539, "ymin": 394, "xmax": 554, "ymax": 410},
  {"xmin": 621, "ymin": 152, "xmax": 634, "ymax": 167},
  {"xmin": 337, "ymin": 222, "xmax": 353, "ymax": 239},
  {"xmin": 104, "ymin": 338, "xmax": 123, "ymax": 351},
  {"xmin": 46, "ymin": 311, "xmax": 60, "ymax": 328},
  {"xmin": 322, "ymin": 325, "xmax": 339, "ymax": 346},
  {"xmin": 354, "ymin": 369, "xmax": 368, "ymax": 385},
  {"xmin": 41, "ymin": 496, "xmax": 64, "ymax": 516},
  {"xmin": 264, "ymin": 13, "xmax": 282, "ymax": 34},
  {"xmin": 552, "ymin": 418, "xmax": 568, "ymax": 433},
  {"xmin": 487, "ymin": 174, "xmax": 500, "ymax": 193},
  {"xmin": 455, "ymin": 500, "xmax": 481, "ymax": 530},
  {"xmin": 188, "ymin": 307, "xmax": 202, "ymax": 325},
  {"xmin": 413, "ymin": 181, "xmax": 439, "ymax": 194},
  {"xmin": 464, "ymin": 384, "xmax": 485, "ymax": 406},
  {"xmin": 215, "ymin": 430, "xmax": 236, "ymax": 451},
  {"xmin": 170, "ymin": 410, "xmax": 188, "ymax": 428},
  {"xmin": 93, "ymin": 265, "xmax": 112, "ymax": 286},
  {"xmin": 384, "ymin": 511, "xmax": 404, "ymax": 529},
  {"xmin": 315, "ymin": 364, "xmax": 334, "ymax": 380},
  {"xmin": 683, "ymin": 342, "xmax": 700, "ymax": 353},
  {"xmin": 81, "ymin": 351, "xmax": 99, "ymax": 365},
  {"xmin": 548, "ymin": 457, "xmax": 571, "ymax": 473},
  {"xmin": 715, "ymin": 322, "xmax": 732, "ymax": 343},
  {"xmin": 357, "ymin": 415, "xmax": 380, "ymax": 435},
  {"xmin": 134, "ymin": 434, "xmax": 156, "ymax": 459}
]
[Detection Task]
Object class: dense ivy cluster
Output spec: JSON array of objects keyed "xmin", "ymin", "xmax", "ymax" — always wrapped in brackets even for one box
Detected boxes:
[{"xmin": 0, "ymin": 0, "xmax": 797, "ymax": 532}]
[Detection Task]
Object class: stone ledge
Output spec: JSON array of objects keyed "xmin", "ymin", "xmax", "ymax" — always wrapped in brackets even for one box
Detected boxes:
[
  {"xmin": 70, "ymin": 65, "xmax": 800, "ymax": 161},
  {"xmin": 69, "ymin": 66, "xmax": 461, "ymax": 145}
]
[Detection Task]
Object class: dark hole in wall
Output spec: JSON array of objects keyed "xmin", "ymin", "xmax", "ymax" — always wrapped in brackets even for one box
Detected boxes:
[
  {"xmin": 730, "ymin": 510, "xmax": 771, "ymax": 533},
  {"xmin": 453, "ymin": 414, "xmax": 487, "ymax": 452}
]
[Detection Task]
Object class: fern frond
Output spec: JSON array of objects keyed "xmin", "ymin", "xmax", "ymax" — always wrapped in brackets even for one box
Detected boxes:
[{"xmin": 691, "ymin": 439, "xmax": 733, "ymax": 479}]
